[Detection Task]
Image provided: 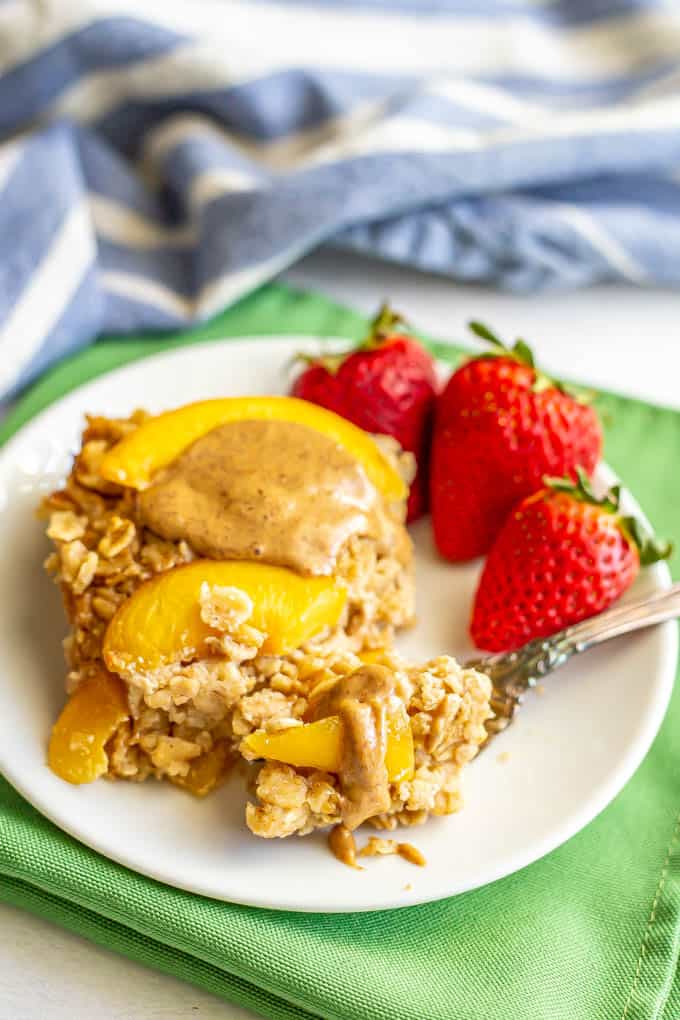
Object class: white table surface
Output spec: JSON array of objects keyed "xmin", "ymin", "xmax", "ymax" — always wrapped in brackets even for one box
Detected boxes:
[{"xmin": 2, "ymin": 249, "xmax": 679, "ymax": 1019}]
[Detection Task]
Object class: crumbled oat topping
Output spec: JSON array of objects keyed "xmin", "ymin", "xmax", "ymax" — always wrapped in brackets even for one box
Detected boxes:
[
  {"xmin": 143, "ymin": 734, "xmax": 203, "ymax": 776},
  {"xmin": 59, "ymin": 540, "xmax": 99, "ymax": 595},
  {"xmin": 359, "ymin": 836, "xmax": 399, "ymax": 857},
  {"xmin": 47, "ymin": 510, "xmax": 87, "ymax": 542},
  {"xmin": 97, "ymin": 515, "xmax": 136, "ymax": 559},
  {"xmin": 199, "ymin": 583, "xmax": 253, "ymax": 631}
]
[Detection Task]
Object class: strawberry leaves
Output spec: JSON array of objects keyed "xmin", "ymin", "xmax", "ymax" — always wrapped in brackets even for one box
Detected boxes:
[
  {"xmin": 293, "ymin": 302, "xmax": 410, "ymax": 375},
  {"xmin": 468, "ymin": 321, "xmax": 535, "ymax": 368},
  {"xmin": 545, "ymin": 466, "xmax": 619, "ymax": 511},
  {"xmin": 620, "ymin": 517, "xmax": 673, "ymax": 566},
  {"xmin": 545, "ymin": 468, "xmax": 672, "ymax": 565}
]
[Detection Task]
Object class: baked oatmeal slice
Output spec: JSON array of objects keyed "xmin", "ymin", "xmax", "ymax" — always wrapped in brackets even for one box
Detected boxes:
[{"xmin": 42, "ymin": 405, "xmax": 416, "ymax": 792}]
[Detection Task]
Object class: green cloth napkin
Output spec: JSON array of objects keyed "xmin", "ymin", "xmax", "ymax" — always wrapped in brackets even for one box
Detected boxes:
[{"xmin": 0, "ymin": 283, "xmax": 678, "ymax": 1020}]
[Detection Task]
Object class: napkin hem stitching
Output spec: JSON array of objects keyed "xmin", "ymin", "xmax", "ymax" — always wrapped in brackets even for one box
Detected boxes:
[{"xmin": 620, "ymin": 808, "xmax": 680, "ymax": 1020}]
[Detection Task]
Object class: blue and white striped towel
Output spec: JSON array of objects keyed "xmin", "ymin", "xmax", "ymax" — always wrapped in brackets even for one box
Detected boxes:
[{"xmin": 1, "ymin": 0, "xmax": 680, "ymax": 399}]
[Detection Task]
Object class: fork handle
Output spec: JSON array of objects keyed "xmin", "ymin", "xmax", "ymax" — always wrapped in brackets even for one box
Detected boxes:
[
  {"xmin": 561, "ymin": 581, "xmax": 680, "ymax": 650},
  {"xmin": 478, "ymin": 582, "xmax": 680, "ymax": 729}
]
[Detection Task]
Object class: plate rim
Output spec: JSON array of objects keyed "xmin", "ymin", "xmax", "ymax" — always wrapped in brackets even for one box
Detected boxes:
[{"xmin": 0, "ymin": 335, "xmax": 676, "ymax": 913}]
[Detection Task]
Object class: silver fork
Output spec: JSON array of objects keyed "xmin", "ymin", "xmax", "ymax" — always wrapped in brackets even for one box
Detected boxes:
[{"xmin": 466, "ymin": 582, "xmax": 680, "ymax": 738}]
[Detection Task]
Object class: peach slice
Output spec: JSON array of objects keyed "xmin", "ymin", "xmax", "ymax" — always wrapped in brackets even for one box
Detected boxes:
[
  {"xmin": 48, "ymin": 670, "xmax": 129, "ymax": 785},
  {"xmin": 242, "ymin": 705, "xmax": 415, "ymax": 783},
  {"xmin": 357, "ymin": 648, "xmax": 390, "ymax": 665},
  {"xmin": 171, "ymin": 743, "xmax": 234, "ymax": 797},
  {"xmin": 99, "ymin": 396, "xmax": 406, "ymax": 500},
  {"xmin": 103, "ymin": 560, "xmax": 347, "ymax": 674}
]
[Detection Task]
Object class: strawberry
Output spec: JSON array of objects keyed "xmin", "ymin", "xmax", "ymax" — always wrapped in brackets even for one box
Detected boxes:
[
  {"xmin": 431, "ymin": 321, "xmax": 603, "ymax": 561},
  {"xmin": 291, "ymin": 304, "xmax": 438, "ymax": 522},
  {"xmin": 471, "ymin": 470, "xmax": 671, "ymax": 652}
]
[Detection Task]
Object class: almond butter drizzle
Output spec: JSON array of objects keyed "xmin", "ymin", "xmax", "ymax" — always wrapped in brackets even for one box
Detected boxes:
[
  {"xmin": 328, "ymin": 824, "xmax": 362, "ymax": 869},
  {"xmin": 313, "ymin": 665, "xmax": 401, "ymax": 831},
  {"xmin": 397, "ymin": 843, "xmax": 426, "ymax": 867},
  {"xmin": 137, "ymin": 419, "xmax": 399, "ymax": 577}
]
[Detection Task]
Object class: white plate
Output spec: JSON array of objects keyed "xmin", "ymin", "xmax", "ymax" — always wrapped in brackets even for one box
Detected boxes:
[{"xmin": 0, "ymin": 338, "xmax": 675, "ymax": 913}]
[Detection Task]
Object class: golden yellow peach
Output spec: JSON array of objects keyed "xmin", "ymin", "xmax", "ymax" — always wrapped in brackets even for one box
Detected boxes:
[
  {"xmin": 99, "ymin": 396, "xmax": 406, "ymax": 500},
  {"xmin": 171, "ymin": 743, "xmax": 234, "ymax": 797},
  {"xmin": 103, "ymin": 560, "xmax": 347, "ymax": 674},
  {"xmin": 48, "ymin": 671, "xmax": 129, "ymax": 784},
  {"xmin": 242, "ymin": 705, "xmax": 414, "ymax": 783},
  {"xmin": 357, "ymin": 648, "xmax": 390, "ymax": 666}
]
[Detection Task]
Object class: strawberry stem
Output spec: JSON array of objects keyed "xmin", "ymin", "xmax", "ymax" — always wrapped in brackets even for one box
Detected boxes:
[
  {"xmin": 544, "ymin": 468, "xmax": 672, "ymax": 565},
  {"xmin": 467, "ymin": 321, "xmax": 593, "ymax": 403},
  {"xmin": 292, "ymin": 302, "xmax": 408, "ymax": 375},
  {"xmin": 365, "ymin": 302, "xmax": 409, "ymax": 349},
  {"xmin": 291, "ymin": 348, "xmax": 347, "ymax": 375}
]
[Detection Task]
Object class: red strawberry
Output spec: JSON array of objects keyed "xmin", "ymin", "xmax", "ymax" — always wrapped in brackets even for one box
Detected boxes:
[
  {"xmin": 471, "ymin": 470, "xmax": 671, "ymax": 652},
  {"xmin": 431, "ymin": 322, "xmax": 603, "ymax": 561},
  {"xmin": 291, "ymin": 304, "xmax": 438, "ymax": 521}
]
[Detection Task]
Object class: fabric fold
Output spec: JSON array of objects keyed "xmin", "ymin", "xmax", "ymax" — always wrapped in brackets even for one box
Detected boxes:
[{"xmin": 2, "ymin": 1, "xmax": 680, "ymax": 397}]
